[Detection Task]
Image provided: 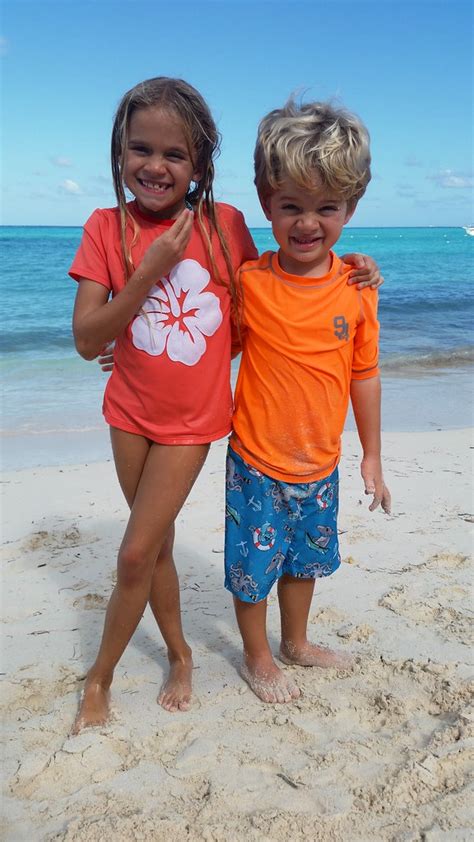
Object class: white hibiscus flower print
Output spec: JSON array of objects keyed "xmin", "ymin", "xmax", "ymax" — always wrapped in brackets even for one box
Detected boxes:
[{"xmin": 131, "ymin": 258, "xmax": 223, "ymax": 366}]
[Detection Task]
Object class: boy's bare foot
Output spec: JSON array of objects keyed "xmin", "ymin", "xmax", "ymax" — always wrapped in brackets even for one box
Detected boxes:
[
  {"xmin": 72, "ymin": 680, "xmax": 111, "ymax": 734},
  {"xmin": 240, "ymin": 658, "xmax": 301, "ymax": 704},
  {"xmin": 158, "ymin": 655, "xmax": 193, "ymax": 712},
  {"xmin": 279, "ymin": 641, "xmax": 354, "ymax": 669}
]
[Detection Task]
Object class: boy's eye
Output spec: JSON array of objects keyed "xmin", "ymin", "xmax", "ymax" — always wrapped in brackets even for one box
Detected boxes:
[
  {"xmin": 319, "ymin": 205, "xmax": 339, "ymax": 214},
  {"xmin": 281, "ymin": 204, "xmax": 300, "ymax": 212}
]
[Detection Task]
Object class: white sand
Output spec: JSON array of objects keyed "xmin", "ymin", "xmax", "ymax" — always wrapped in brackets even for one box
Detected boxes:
[{"xmin": 1, "ymin": 430, "xmax": 473, "ymax": 841}]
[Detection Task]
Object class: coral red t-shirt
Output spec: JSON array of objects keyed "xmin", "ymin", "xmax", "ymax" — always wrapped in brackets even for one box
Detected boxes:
[{"xmin": 69, "ymin": 201, "xmax": 257, "ymax": 443}]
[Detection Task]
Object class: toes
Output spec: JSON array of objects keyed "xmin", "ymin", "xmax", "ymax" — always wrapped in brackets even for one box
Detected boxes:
[
  {"xmin": 159, "ymin": 695, "xmax": 178, "ymax": 713},
  {"xmin": 158, "ymin": 687, "xmax": 191, "ymax": 713},
  {"xmin": 287, "ymin": 680, "xmax": 301, "ymax": 700},
  {"xmin": 259, "ymin": 687, "xmax": 274, "ymax": 703}
]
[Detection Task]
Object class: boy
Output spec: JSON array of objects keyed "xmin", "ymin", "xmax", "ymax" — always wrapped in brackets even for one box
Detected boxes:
[{"xmin": 225, "ymin": 98, "xmax": 391, "ymax": 704}]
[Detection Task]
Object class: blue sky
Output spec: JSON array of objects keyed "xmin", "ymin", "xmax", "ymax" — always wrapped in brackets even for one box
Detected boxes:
[{"xmin": 2, "ymin": 0, "xmax": 473, "ymax": 227}]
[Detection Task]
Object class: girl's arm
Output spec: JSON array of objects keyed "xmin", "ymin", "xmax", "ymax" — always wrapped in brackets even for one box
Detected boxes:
[
  {"xmin": 341, "ymin": 253, "xmax": 384, "ymax": 289},
  {"xmin": 73, "ymin": 209, "xmax": 193, "ymax": 360}
]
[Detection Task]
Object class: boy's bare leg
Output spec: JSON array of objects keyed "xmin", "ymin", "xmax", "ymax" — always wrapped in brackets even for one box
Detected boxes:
[
  {"xmin": 233, "ymin": 597, "xmax": 300, "ymax": 703},
  {"xmin": 72, "ymin": 434, "xmax": 208, "ymax": 733},
  {"xmin": 278, "ymin": 574, "xmax": 353, "ymax": 668},
  {"xmin": 147, "ymin": 526, "xmax": 193, "ymax": 713}
]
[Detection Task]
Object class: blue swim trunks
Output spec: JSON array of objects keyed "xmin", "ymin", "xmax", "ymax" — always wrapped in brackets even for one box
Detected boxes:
[{"xmin": 224, "ymin": 446, "xmax": 341, "ymax": 603}]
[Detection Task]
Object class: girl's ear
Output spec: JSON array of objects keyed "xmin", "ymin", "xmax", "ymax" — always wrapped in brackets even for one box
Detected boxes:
[{"xmin": 192, "ymin": 169, "xmax": 202, "ymax": 184}]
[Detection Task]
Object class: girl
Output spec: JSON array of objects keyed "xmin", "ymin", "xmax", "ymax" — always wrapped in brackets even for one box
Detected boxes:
[{"xmin": 70, "ymin": 76, "xmax": 381, "ymax": 733}]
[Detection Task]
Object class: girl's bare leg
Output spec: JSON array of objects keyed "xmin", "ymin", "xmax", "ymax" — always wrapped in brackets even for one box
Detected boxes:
[
  {"xmin": 73, "ymin": 432, "xmax": 208, "ymax": 732},
  {"xmin": 111, "ymin": 430, "xmax": 194, "ymax": 712},
  {"xmin": 233, "ymin": 596, "xmax": 300, "ymax": 704},
  {"xmin": 278, "ymin": 575, "xmax": 353, "ymax": 667},
  {"xmin": 147, "ymin": 526, "xmax": 194, "ymax": 712}
]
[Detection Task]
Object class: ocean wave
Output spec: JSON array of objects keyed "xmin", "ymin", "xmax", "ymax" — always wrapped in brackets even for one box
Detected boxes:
[
  {"xmin": 379, "ymin": 297, "xmax": 472, "ymax": 315},
  {"xmin": 0, "ymin": 424, "xmax": 103, "ymax": 436},
  {"xmin": 381, "ymin": 346, "xmax": 473, "ymax": 371},
  {"xmin": 0, "ymin": 328, "xmax": 75, "ymax": 353}
]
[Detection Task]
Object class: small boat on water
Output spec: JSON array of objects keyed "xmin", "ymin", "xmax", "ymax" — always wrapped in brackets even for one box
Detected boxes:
[{"xmin": 463, "ymin": 226, "xmax": 474, "ymax": 236}]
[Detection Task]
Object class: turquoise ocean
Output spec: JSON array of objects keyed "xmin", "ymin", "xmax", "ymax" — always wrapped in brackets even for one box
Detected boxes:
[{"xmin": 1, "ymin": 226, "xmax": 473, "ymax": 470}]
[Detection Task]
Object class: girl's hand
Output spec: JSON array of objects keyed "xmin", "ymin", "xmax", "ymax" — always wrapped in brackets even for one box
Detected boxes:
[
  {"xmin": 140, "ymin": 208, "xmax": 194, "ymax": 280},
  {"xmin": 360, "ymin": 455, "xmax": 391, "ymax": 514},
  {"xmin": 342, "ymin": 253, "xmax": 384, "ymax": 290},
  {"xmin": 98, "ymin": 342, "xmax": 115, "ymax": 372}
]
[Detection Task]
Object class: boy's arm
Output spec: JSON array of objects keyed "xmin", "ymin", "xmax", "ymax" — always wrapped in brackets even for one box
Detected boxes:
[
  {"xmin": 350, "ymin": 376, "xmax": 391, "ymax": 514},
  {"xmin": 98, "ymin": 342, "xmax": 115, "ymax": 371}
]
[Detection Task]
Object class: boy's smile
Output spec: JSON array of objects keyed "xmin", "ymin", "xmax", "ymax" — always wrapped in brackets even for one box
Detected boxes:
[
  {"xmin": 261, "ymin": 179, "xmax": 354, "ymax": 277},
  {"xmin": 123, "ymin": 107, "xmax": 200, "ymax": 220}
]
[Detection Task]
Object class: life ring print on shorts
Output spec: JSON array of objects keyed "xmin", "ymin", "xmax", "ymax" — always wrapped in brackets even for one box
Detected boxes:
[
  {"xmin": 316, "ymin": 482, "xmax": 334, "ymax": 510},
  {"xmin": 252, "ymin": 522, "xmax": 276, "ymax": 551}
]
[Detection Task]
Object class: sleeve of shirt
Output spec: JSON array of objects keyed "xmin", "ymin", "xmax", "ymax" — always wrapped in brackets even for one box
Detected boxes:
[
  {"xmin": 352, "ymin": 287, "xmax": 380, "ymax": 380},
  {"xmin": 230, "ymin": 267, "xmax": 248, "ymax": 358},
  {"xmin": 68, "ymin": 209, "xmax": 113, "ymax": 290},
  {"xmin": 219, "ymin": 205, "xmax": 258, "ymax": 269},
  {"xmin": 234, "ymin": 210, "xmax": 259, "ymax": 265}
]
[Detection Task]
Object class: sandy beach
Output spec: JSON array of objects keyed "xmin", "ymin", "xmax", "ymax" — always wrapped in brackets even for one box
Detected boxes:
[{"xmin": 1, "ymin": 429, "xmax": 473, "ymax": 841}]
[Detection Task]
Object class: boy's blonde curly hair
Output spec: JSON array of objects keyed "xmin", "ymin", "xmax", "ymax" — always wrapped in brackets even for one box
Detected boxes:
[{"xmin": 254, "ymin": 98, "xmax": 371, "ymax": 207}]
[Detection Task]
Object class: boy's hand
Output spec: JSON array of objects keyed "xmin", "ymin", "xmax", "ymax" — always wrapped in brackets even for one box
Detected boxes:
[
  {"xmin": 360, "ymin": 455, "xmax": 391, "ymax": 514},
  {"xmin": 342, "ymin": 253, "xmax": 384, "ymax": 290},
  {"xmin": 98, "ymin": 342, "xmax": 115, "ymax": 372}
]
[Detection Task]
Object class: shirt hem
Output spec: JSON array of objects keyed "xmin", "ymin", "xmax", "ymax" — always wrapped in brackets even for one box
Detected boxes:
[
  {"xmin": 104, "ymin": 412, "xmax": 231, "ymax": 445},
  {"xmin": 229, "ymin": 436, "xmax": 340, "ymax": 483}
]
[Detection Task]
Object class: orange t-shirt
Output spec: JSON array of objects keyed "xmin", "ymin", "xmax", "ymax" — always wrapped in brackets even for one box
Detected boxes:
[
  {"xmin": 69, "ymin": 201, "xmax": 257, "ymax": 444},
  {"xmin": 231, "ymin": 251, "xmax": 379, "ymax": 482}
]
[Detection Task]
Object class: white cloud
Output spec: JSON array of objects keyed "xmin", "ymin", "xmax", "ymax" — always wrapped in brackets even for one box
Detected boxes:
[
  {"xmin": 51, "ymin": 156, "xmax": 73, "ymax": 168},
  {"xmin": 59, "ymin": 179, "xmax": 82, "ymax": 195},
  {"xmin": 428, "ymin": 170, "xmax": 474, "ymax": 189}
]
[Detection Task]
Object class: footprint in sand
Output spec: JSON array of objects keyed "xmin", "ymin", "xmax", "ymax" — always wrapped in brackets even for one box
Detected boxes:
[
  {"xmin": 379, "ymin": 584, "xmax": 473, "ymax": 644},
  {"xmin": 73, "ymin": 593, "xmax": 108, "ymax": 610},
  {"xmin": 22, "ymin": 524, "xmax": 99, "ymax": 554},
  {"xmin": 1, "ymin": 667, "xmax": 79, "ymax": 720}
]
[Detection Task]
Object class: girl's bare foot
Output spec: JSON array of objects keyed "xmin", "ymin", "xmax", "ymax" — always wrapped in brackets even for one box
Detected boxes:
[
  {"xmin": 279, "ymin": 640, "xmax": 353, "ymax": 669},
  {"xmin": 240, "ymin": 656, "xmax": 301, "ymax": 704},
  {"xmin": 158, "ymin": 655, "xmax": 193, "ymax": 712},
  {"xmin": 72, "ymin": 680, "xmax": 111, "ymax": 734}
]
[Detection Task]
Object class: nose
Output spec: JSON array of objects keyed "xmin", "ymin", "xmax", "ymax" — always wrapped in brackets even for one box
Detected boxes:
[
  {"xmin": 145, "ymin": 154, "xmax": 167, "ymax": 175},
  {"xmin": 295, "ymin": 212, "xmax": 320, "ymax": 232}
]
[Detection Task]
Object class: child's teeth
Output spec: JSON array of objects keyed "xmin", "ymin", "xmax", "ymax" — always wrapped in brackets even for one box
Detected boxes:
[{"xmin": 143, "ymin": 181, "xmax": 168, "ymax": 190}]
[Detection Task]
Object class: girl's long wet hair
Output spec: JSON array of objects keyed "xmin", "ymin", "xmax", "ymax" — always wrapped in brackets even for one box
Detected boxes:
[{"xmin": 111, "ymin": 77, "xmax": 236, "ymax": 301}]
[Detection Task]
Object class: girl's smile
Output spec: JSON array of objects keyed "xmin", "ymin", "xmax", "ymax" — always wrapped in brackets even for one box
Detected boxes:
[{"xmin": 123, "ymin": 107, "xmax": 200, "ymax": 220}]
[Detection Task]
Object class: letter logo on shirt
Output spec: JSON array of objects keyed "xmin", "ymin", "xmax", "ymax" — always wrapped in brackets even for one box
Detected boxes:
[
  {"xmin": 333, "ymin": 315, "xmax": 349, "ymax": 341},
  {"xmin": 131, "ymin": 259, "xmax": 223, "ymax": 366}
]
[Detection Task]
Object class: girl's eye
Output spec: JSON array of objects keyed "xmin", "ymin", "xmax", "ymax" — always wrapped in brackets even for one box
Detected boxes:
[{"xmin": 129, "ymin": 145, "xmax": 149, "ymax": 155}]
